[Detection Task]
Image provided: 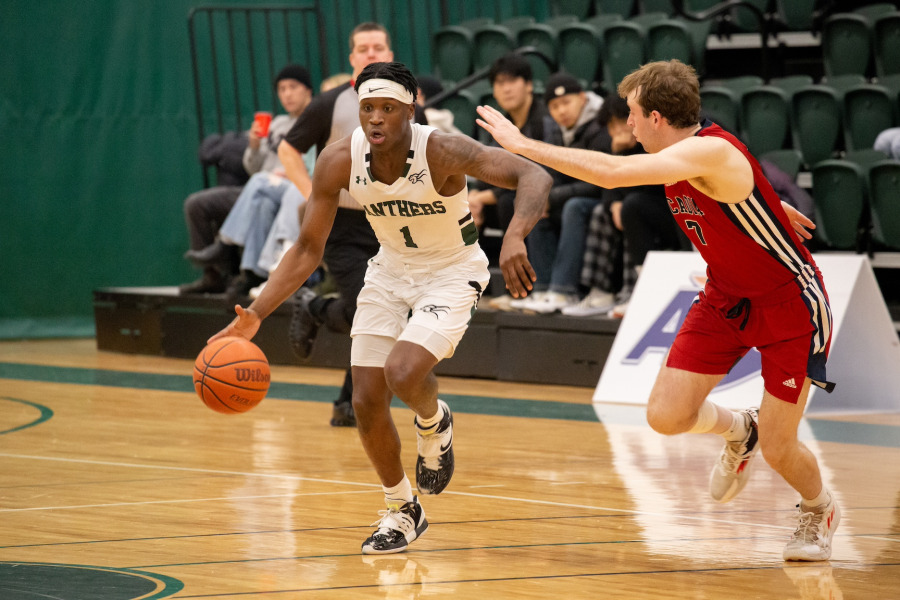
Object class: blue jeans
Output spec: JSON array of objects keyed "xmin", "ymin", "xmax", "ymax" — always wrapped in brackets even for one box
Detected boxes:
[
  {"xmin": 527, "ymin": 196, "xmax": 601, "ymax": 294},
  {"xmin": 219, "ymin": 172, "xmax": 292, "ymax": 278},
  {"xmin": 257, "ymin": 184, "xmax": 305, "ymax": 274}
]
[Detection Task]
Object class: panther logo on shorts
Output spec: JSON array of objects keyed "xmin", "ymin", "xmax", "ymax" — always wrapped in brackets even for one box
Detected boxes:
[{"xmin": 420, "ymin": 304, "xmax": 450, "ymax": 318}]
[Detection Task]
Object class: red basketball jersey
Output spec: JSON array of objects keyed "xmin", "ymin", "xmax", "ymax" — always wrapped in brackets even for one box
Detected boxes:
[{"xmin": 665, "ymin": 122, "xmax": 820, "ymax": 300}]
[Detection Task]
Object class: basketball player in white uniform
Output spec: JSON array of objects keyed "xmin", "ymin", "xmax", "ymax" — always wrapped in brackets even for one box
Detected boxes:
[{"xmin": 209, "ymin": 61, "xmax": 552, "ymax": 554}]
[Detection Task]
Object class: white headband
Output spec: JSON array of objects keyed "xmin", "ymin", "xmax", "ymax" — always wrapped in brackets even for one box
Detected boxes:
[{"xmin": 357, "ymin": 78, "xmax": 414, "ymax": 104}]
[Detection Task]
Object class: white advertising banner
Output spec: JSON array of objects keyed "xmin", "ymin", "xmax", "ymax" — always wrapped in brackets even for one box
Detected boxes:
[{"xmin": 593, "ymin": 251, "xmax": 900, "ymax": 414}]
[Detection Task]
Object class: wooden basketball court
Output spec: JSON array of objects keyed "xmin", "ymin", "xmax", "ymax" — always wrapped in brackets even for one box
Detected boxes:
[{"xmin": 1, "ymin": 338, "xmax": 897, "ymax": 599}]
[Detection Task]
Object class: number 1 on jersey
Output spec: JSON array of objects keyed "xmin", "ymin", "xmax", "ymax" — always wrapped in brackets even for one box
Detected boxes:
[{"xmin": 400, "ymin": 225, "xmax": 418, "ymax": 248}]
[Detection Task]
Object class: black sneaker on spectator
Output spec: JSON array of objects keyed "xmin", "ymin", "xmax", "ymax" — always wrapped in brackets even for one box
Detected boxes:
[
  {"xmin": 331, "ymin": 400, "xmax": 356, "ymax": 427},
  {"xmin": 415, "ymin": 399, "xmax": 454, "ymax": 494},
  {"xmin": 289, "ymin": 288, "xmax": 322, "ymax": 360},
  {"xmin": 225, "ymin": 271, "xmax": 265, "ymax": 304},
  {"xmin": 179, "ymin": 269, "xmax": 227, "ymax": 295},
  {"xmin": 361, "ymin": 497, "xmax": 428, "ymax": 555}
]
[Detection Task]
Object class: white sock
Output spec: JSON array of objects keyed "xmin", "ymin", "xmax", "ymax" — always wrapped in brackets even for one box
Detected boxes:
[
  {"xmin": 802, "ymin": 487, "xmax": 831, "ymax": 510},
  {"xmin": 384, "ymin": 475, "xmax": 414, "ymax": 510},
  {"xmin": 687, "ymin": 400, "xmax": 719, "ymax": 434},
  {"xmin": 722, "ymin": 410, "xmax": 750, "ymax": 442},
  {"xmin": 416, "ymin": 401, "xmax": 445, "ymax": 431}
]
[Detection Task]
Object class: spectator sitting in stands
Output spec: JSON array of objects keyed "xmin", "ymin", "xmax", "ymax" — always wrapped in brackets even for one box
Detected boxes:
[
  {"xmin": 566, "ymin": 96, "xmax": 689, "ymax": 318},
  {"xmin": 184, "ymin": 64, "xmax": 315, "ymax": 300},
  {"xmin": 468, "ymin": 53, "xmax": 547, "ymax": 231},
  {"xmin": 416, "ymin": 75, "xmax": 463, "ymax": 135},
  {"xmin": 510, "ymin": 72, "xmax": 610, "ymax": 313}
]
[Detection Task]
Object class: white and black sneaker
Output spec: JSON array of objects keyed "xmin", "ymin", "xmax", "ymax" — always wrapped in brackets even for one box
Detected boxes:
[
  {"xmin": 709, "ymin": 407, "xmax": 760, "ymax": 503},
  {"xmin": 415, "ymin": 399, "xmax": 454, "ymax": 495},
  {"xmin": 361, "ymin": 497, "xmax": 428, "ymax": 555}
]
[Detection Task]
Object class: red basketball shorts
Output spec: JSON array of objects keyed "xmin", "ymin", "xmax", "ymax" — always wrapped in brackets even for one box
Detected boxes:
[{"xmin": 666, "ymin": 280, "xmax": 833, "ymax": 403}]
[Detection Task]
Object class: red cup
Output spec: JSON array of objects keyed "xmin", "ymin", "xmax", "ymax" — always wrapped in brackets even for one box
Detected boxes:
[{"xmin": 253, "ymin": 111, "xmax": 273, "ymax": 137}]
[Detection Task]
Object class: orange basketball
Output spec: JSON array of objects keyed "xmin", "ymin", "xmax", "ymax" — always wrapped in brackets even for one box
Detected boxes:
[{"xmin": 193, "ymin": 336, "xmax": 270, "ymax": 414}]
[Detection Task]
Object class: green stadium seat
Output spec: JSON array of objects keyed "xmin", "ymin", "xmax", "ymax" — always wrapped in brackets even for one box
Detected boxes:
[
  {"xmin": 432, "ymin": 26, "xmax": 474, "ymax": 83},
  {"xmin": 603, "ymin": 20, "xmax": 646, "ymax": 87},
  {"xmin": 700, "ymin": 85, "xmax": 741, "ymax": 133},
  {"xmin": 472, "ymin": 24, "xmax": 517, "ymax": 71},
  {"xmin": 774, "ymin": 0, "xmax": 817, "ymax": 31},
  {"xmin": 822, "ymin": 13, "xmax": 872, "ymax": 77},
  {"xmin": 594, "ymin": 0, "xmax": 635, "ymax": 18},
  {"xmin": 874, "ymin": 12, "xmax": 900, "ymax": 78},
  {"xmin": 868, "ymin": 159, "xmax": 900, "ymax": 249},
  {"xmin": 791, "ymin": 85, "xmax": 842, "ymax": 168},
  {"xmin": 842, "ymin": 84, "xmax": 896, "ymax": 152},
  {"xmin": 811, "ymin": 159, "xmax": 868, "ymax": 250},
  {"xmin": 518, "ymin": 24, "xmax": 559, "ymax": 86},
  {"xmin": 558, "ymin": 23, "xmax": 604, "ymax": 87},
  {"xmin": 740, "ymin": 85, "xmax": 791, "ymax": 156},
  {"xmin": 551, "ymin": 0, "xmax": 594, "ymax": 19}
]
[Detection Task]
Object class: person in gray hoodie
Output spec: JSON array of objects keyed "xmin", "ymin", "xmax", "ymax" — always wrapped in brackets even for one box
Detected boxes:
[{"xmin": 511, "ymin": 72, "xmax": 611, "ymax": 313}]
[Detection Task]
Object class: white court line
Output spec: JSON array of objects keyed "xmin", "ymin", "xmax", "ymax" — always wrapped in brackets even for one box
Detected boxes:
[
  {"xmin": 1, "ymin": 452, "xmax": 891, "ymax": 540},
  {"xmin": 0, "ymin": 490, "xmax": 374, "ymax": 513}
]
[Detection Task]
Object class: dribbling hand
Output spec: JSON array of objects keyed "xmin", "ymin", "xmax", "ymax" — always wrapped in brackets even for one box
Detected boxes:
[{"xmin": 208, "ymin": 305, "xmax": 261, "ymax": 345}]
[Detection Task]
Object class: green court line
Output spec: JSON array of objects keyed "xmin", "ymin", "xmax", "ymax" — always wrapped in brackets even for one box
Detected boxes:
[
  {"xmin": 2, "ymin": 362, "xmax": 900, "ymax": 448},
  {"xmin": 0, "ymin": 362, "xmax": 598, "ymax": 423},
  {"xmin": 0, "ymin": 397, "xmax": 54, "ymax": 434}
]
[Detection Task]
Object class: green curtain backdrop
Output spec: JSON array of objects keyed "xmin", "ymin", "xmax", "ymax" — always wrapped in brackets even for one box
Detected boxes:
[{"xmin": 0, "ymin": 0, "xmax": 551, "ymax": 338}]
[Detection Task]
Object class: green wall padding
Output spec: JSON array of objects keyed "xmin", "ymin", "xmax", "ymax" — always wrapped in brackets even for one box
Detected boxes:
[{"xmin": 0, "ymin": 0, "xmax": 552, "ymax": 338}]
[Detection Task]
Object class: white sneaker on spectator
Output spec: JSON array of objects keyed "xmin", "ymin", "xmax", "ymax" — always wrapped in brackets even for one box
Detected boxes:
[
  {"xmin": 561, "ymin": 288, "xmax": 616, "ymax": 316},
  {"xmin": 521, "ymin": 291, "xmax": 578, "ymax": 314},
  {"xmin": 510, "ymin": 290, "xmax": 546, "ymax": 310}
]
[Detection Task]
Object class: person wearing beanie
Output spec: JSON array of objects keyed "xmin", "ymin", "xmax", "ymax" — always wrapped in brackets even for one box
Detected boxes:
[
  {"xmin": 509, "ymin": 71, "xmax": 611, "ymax": 314},
  {"xmin": 181, "ymin": 63, "xmax": 315, "ymax": 299}
]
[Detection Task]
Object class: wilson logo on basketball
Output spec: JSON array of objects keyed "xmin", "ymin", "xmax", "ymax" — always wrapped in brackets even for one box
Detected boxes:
[{"xmin": 234, "ymin": 368, "xmax": 270, "ymax": 383}]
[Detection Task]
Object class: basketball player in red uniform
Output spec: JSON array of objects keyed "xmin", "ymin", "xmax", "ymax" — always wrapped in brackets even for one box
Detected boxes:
[{"xmin": 477, "ymin": 59, "xmax": 839, "ymax": 562}]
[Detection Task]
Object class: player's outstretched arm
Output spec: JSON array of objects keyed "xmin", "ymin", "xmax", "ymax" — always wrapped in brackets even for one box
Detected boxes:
[
  {"xmin": 476, "ymin": 105, "xmax": 740, "ymax": 195},
  {"xmin": 431, "ymin": 132, "xmax": 552, "ymax": 298}
]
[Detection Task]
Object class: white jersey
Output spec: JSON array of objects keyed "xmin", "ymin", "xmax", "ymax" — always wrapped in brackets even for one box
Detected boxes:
[{"xmin": 349, "ymin": 123, "xmax": 481, "ymax": 267}]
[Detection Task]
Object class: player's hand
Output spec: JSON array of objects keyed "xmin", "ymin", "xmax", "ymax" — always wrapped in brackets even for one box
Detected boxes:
[
  {"xmin": 499, "ymin": 235, "xmax": 536, "ymax": 299},
  {"xmin": 782, "ymin": 201, "xmax": 814, "ymax": 242},
  {"xmin": 208, "ymin": 305, "xmax": 261, "ymax": 344},
  {"xmin": 476, "ymin": 105, "xmax": 529, "ymax": 155}
]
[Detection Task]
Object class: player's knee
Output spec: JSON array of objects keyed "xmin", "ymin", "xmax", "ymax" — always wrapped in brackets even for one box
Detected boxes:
[
  {"xmin": 382, "ymin": 359, "xmax": 415, "ymax": 396},
  {"xmin": 757, "ymin": 429, "xmax": 793, "ymax": 472},
  {"xmin": 646, "ymin": 395, "xmax": 689, "ymax": 435}
]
